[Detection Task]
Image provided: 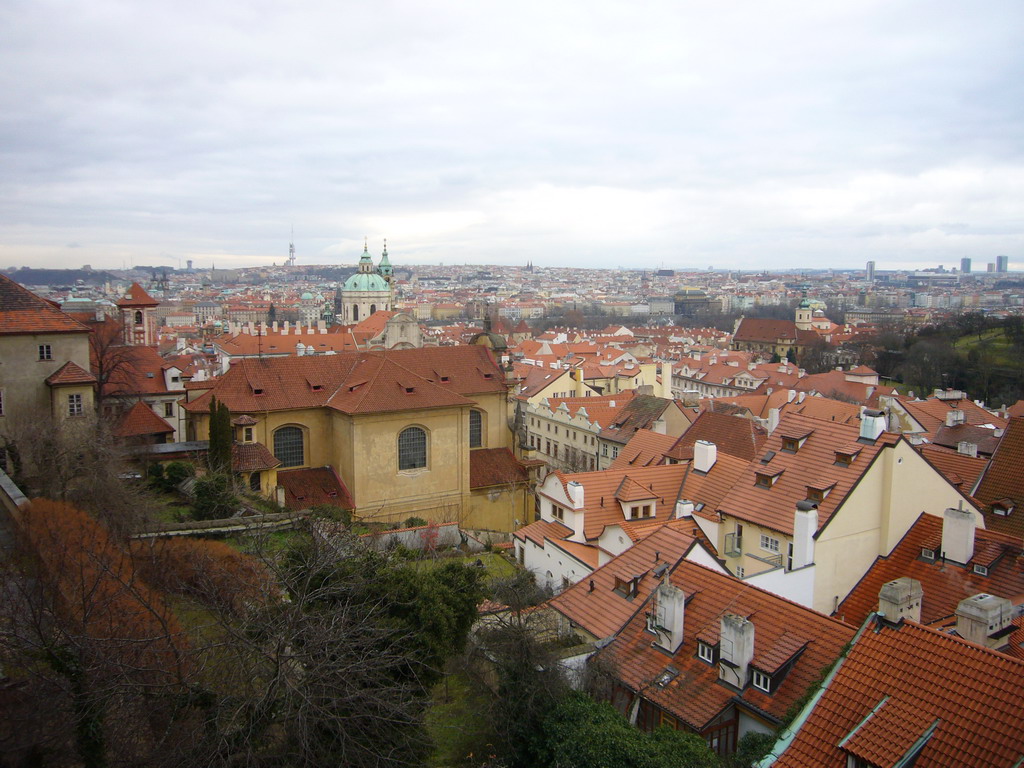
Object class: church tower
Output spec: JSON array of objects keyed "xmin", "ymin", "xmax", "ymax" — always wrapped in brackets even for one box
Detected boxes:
[
  {"xmin": 117, "ymin": 282, "xmax": 160, "ymax": 345},
  {"xmin": 795, "ymin": 298, "xmax": 814, "ymax": 331},
  {"xmin": 340, "ymin": 240, "xmax": 393, "ymax": 324}
]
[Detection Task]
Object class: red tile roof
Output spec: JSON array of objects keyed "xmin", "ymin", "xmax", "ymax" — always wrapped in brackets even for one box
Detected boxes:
[
  {"xmin": 916, "ymin": 444, "xmax": 988, "ymax": 493},
  {"xmin": 231, "ymin": 442, "xmax": 281, "ymax": 472},
  {"xmin": 114, "ymin": 400, "xmax": 174, "ymax": 438},
  {"xmin": 782, "ymin": 395, "xmax": 862, "ymax": 424},
  {"xmin": 548, "ymin": 524, "xmax": 697, "ymax": 639},
  {"xmin": 183, "ymin": 345, "xmax": 507, "ymax": 416},
  {"xmin": 733, "ymin": 317, "xmax": 799, "ymax": 344},
  {"xmin": 837, "ymin": 514, "xmax": 1024, "ymax": 628},
  {"xmin": 0, "ymin": 273, "xmax": 91, "ymax": 336},
  {"xmin": 772, "ymin": 617, "xmax": 1024, "ymax": 767},
  {"xmin": 596, "ymin": 561, "xmax": 855, "ymax": 730},
  {"xmin": 100, "ymin": 345, "xmax": 178, "ymax": 397},
  {"xmin": 609, "ymin": 429, "xmax": 677, "ymax": 469},
  {"xmin": 513, "ymin": 518, "xmax": 574, "ymax": 547},
  {"xmin": 666, "ymin": 410, "xmax": 767, "ymax": 463},
  {"xmin": 898, "ymin": 395, "xmax": 1005, "ymax": 436},
  {"xmin": 45, "ymin": 360, "xmax": 97, "ymax": 386},
  {"xmin": 116, "ymin": 282, "xmax": 160, "ymax": 308},
  {"xmin": 717, "ymin": 413, "xmax": 897, "ymax": 536},
  {"xmin": 974, "ymin": 417, "xmax": 1024, "ymax": 538},
  {"xmin": 469, "ymin": 448, "xmax": 528, "ymax": 489},
  {"xmin": 277, "ymin": 466, "xmax": 354, "ymax": 510}
]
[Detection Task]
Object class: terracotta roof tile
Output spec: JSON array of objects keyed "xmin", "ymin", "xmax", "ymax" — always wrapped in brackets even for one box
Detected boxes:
[
  {"xmin": 277, "ymin": 466, "xmax": 354, "ymax": 510},
  {"xmin": 470, "ymin": 448, "xmax": 528, "ymax": 488},
  {"xmin": 666, "ymin": 410, "xmax": 767, "ymax": 463},
  {"xmin": 115, "ymin": 282, "xmax": 160, "ymax": 308},
  {"xmin": 548, "ymin": 525, "xmax": 696, "ymax": 639},
  {"xmin": 113, "ymin": 400, "xmax": 174, "ymax": 438},
  {"xmin": 838, "ymin": 514, "xmax": 1024, "ymax": 628},
  {"xmin": 231, "ymin": 442, "xmax": 281, "ymax": 472},
  {"xmin": 512, "ymin": 518, "xmax": 574, "ymax": 547},
  {"xmin": 609, "ymin": 429, "xmax": 676, "ymax": 469},
  {"xmin": 45, "ymin": 360, "xmax": 97, "ymax": 386},
  {"xmin": 899, "ymin": 395, "xmax": 1005, "ymax": 436},
  {"xmin": 773, "ymin": 618, "xmax": 1024, "ymax": 767},
  {"xmin": 595, "ymin": 561, "xmax": 855, "ymax": 730},
  {"xmin": 0, "ymin": 273, "xmax": 91, "ymax": 335},
  {"xmin": 974, "ymin": 417, "xmax": 1024, "ymax": 538},
  {"xmin": 917, "ymin": 444, "xmax": 988, "ymax": 492}
]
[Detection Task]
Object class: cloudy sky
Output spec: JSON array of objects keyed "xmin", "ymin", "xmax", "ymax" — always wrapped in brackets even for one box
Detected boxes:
[{"xmin": 2, "ymin": 0, "xmax": 1022, "ymax": 271}]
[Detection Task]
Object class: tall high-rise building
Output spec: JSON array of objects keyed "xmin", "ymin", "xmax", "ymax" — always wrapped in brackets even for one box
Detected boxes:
[
  {"xmin": 960, "ymin": 257, "xmax": 971, "ymax": 274},
  {"xmin": 996, "ymin": 255, "xmax": 1009, "ymax": 272},
  {"xmin": 866, "ymin": 260, "xmax": 876, "ymax": 282}
]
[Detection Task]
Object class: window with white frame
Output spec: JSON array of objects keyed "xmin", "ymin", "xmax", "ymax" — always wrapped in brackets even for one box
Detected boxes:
[
  {"xmin": 398, "ymin": 426, "xmax": 427, "ymax": 470},
  {"xmin": 469, "ymin": 409, "xmax": 483, "ymax": 448},
  {"xmin": 67, "ymin": 393, "xmax": 83, "ymax": 417},
  {"xmin": 164, "ymin": 402, "xmax": 174, "ymax": 418},
  {"xmin": 752, "ymin": 669, "xmax": 772, "ymax": 693},
  {"xmin": 697, "ymin": 642, "xmax": 716, "ymax": 663},
  {"xmin": 551, "ymin": 504, "xmax": 565, "ymax": 521},
  {"xmin": 38, "ymin": 344, "xmax": 52, "ymax": 361},
  {"xmin": 760, "ymin": 534, "xmax": 780, "ymax": 553}
]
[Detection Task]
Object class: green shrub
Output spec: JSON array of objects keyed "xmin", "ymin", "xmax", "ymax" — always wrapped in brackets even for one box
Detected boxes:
[
  {"xmin": 404, "ymin": 516, "xmax": 428, "ymax": 529},
  {"xmin": 192, "ymin": 473, "xmax": 238, "ymax": 520}
]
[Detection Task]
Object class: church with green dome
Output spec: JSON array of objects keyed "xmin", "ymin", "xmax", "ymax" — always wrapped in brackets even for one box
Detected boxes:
[{"xmin": 338, "ymin": 240, "xmax": 394, "ymax": 324}]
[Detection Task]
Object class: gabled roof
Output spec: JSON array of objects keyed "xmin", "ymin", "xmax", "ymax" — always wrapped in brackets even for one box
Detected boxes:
[
  {"xmin": 548, "ymin": 524, "xmax": 696, "ymax": 639},
  {"xmin": 837, "ymin": 514, "xmax": 1024, "ymax": 629},
  {"xmin": 596, "ymin": 560, "xmax": 855, "ymax": 731},
  {"xmin": 609, "ymin": 429, "xmax": 677, "ymax": 469},
  {"xmin": 116, "ymin": 282, "xmax": 160, "ymax": 308},
  {"xmin": 916, "ymin": 444, "xmax": 988, "ymax": 493},
  {"xmin": 277, "ymin": 466, "xmax": 354, "ymax": 510},
  {"xmin": 771, "ymin": 617, "xmax": 1024, "ymax": 767},
  {"xmin": 45, "ymin": 360, "xmax": 97, "ymax": 386},
  {"xmin": 717, "ymin": 413, "xmax": 897, "ymax": 536},
  {"xmin": 898, "ymin": 395, "xmax": 1005, "ymax": 437},
  {"xmin": 974, "ymin": 417, "xmax": 1024, "ymax": 538},
  {"xmin": 114, "ymin": 400, "xmax": 174, "ymax": 438},
  {"xmin": 0, "ymin": 272, "xmax": 91, "ymax": 335},
  {"xmin": 231, "ymin": 441, "xmax": 281, "ymax": 472},
  {"xmin": 733, "ymin": 317, "xmax": 799, "ymax": 344},
  {"xmin": 931, "ymin": 423, "xmax": 1002, "ymax": 455},
  {"xmin": 101, "ymin": 345, "xmax": 178, "ymax": 396},
  {"xmin": 666, "ymin": 410, "xmax": 767, "ymax": 463},
  {"xmin": 783, "ymin": 395, "xmax": 862, "ymax": 425},
  {"xmin": 794, "ymin": 370, "xmax": 894, "ymax": 406},
  {"xmin": 599, "ymin": 395, "xmax": 675, "ymax": 445},
  {"xmin": 512, "ymin": 518, "xmax": 574, "ymax": 547}
]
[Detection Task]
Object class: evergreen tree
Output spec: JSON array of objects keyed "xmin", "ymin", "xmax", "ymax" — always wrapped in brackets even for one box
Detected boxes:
[{"xmin": 207, "ymin": 396, "xmax": 232, "ymax": 474}]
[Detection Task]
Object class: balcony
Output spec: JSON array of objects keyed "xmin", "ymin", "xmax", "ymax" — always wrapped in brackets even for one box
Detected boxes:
[{"xmin": 724, "ymin": 532, "xmax": 742, "ymax": 558}]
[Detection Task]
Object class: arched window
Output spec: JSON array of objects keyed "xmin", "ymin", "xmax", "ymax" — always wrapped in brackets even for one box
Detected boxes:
[
  {"xmin": 274, "ymin": 426, "xmax": 304, "ymax": 467},
  {"xmin": 469, "ymin": 409, "xmax": 483, "ymax": 448},
  {"xmin": 353, "ymin": 305, "xmax": 360, "ymax": 322},
  {"xmin": 370, "ymin": 303, "xmax": 376, "ymax": 315},
  {"xmin": 398, "ymin": 426, "xmax": 427, "ymax": 470},
  {"xmin": 134, "ymin": 310, "xmax": 143, "ymax": 325}
]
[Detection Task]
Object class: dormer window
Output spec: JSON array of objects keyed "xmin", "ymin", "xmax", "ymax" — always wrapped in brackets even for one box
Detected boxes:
[
  {"xmin": 835, "ymin": 446, "xmax": 861, "ymax": 466},
  {"xmin": 992, "ymin": 500, "xmax": 1014, "ymax": 517},
  {"xmin": 755, "ymin": 470, "xmax": 782, "ymax": 488},
  {"xmin": 920, "ymin": 547, "xmax": 935, "ymax": 562},
  {"xmin": 752, "ymin": 669, "xmax": 773, "ymax": 693},
  {"xmin": 613, "ymin": 574, "xmax": 641, "ymax": 599},
  {"xmin": 973, "ymin": 564, "xmax": 989, "ymax": 576},
  {"xmin": 697, "ymin": 642, "xmax": 717, "ymax": 664},
  {"xmin": 551, "ymin": 504, "xmax": 565, "ymax": 521},
  {"xmin": 404, "ymin": 387, "xmax": 415, "ymax": 394},
  {"xmin": 630, "ymin": 504, "xmax": 653, "ymax": 520},
  {"xmin": 781, "ymin": 437, "xmax": 799, "ymax": 453},
  {"xmin": 806, "ymin": 483, "xmax": 834, "ymax": 503},
  {"xmin": 311, "ymin": 384, "xmax": 323, "ymax": 391},
  {"xmin": 253, "ymin": 388, "xmax": 264, "ymax": 395}
]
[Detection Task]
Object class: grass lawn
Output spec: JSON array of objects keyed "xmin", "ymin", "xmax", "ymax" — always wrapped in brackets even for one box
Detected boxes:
[
  {"xmin": 426, "ymin": 672, "xmax": 495, "ymax": 768},
  {"xmin": 410, "ymin": 551, "xmax": 517, "ymax": 583}
]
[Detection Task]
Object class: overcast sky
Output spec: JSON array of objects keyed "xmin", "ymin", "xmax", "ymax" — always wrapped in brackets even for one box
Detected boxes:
[{"xmin": 2, "ymin": 1, "xmax": 1022, "ymax": 272}]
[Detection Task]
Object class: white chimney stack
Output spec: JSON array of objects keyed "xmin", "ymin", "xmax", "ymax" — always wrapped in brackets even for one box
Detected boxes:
[
  {"xmin": 674, "ymin": 499, "xmax": 694, "ymax": 519},
  {"xmin": 791, "ymin": 502, "xmax": 818, "ymax": 570},
  {"xmin": 567, "ymin": 480, "xmax": 585, "ymax": 511},
  {"xmin": 946, "ymin": 409, "xmax": 965, "ymax": 427},
  {"xmin": 942, "ymin": 505, "xmax": 976, "ymax": 565},
  {"xmin": 860, "ymin": 409, "xmax": 886, "ymax": 441},
  {"xmin": 957, "ymin": 441, "xmax": 978, "ymax": 457},
  {"xmin": 719, "ymin": 614, "xmax": 755, "ymax": 689},
  {"xmin": 767, "ymin": 407, "xmax": 781, "ymax": 434},
  {"xmin": 956, "ymin": 594, "xmax": 1014, "ymax": 650},
  {"xmin": 878, "ymin": 577, "xmax": 923, "ymax": 623},
  {"xmin": 649, "ymin": 581, "xmax": 686, "ymax": 654},
  {"xmin": 694, "ymin": 440, "xmax": 717, "ymax": 473}
]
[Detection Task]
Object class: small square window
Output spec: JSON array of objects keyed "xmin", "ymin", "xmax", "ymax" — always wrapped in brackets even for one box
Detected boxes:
[
  {"xmin": 697, "ymin": 642, "xmax": 715, "ymax": 664},
  {"xmin": 38, "ymin": 344, "xmax": 52, "ymax": 361},
  {"xmin": 760, "ymin": 534, "xmax": 780, "ymax": 553},
  {"xmin": 973, "ymin": 564, "xmax": 989, "ymax": 576},
  {"xmin": 752, "ymin": 670, "xmax": 772, "ymax": 693},
  {"xmin": 920, "ymin": 548, "xmax": 935, "ymax": 562}
]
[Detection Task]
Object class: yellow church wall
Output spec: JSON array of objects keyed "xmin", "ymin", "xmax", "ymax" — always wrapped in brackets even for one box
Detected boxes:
[{"xmin": 466, "ymin": 482, "xmax": 531, "ymax": 532}]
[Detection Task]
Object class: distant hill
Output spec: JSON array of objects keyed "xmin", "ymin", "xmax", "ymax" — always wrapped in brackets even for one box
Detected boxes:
[{"xmin": 2, "ymin": 267, "xmax": 116, "ymax": 287}]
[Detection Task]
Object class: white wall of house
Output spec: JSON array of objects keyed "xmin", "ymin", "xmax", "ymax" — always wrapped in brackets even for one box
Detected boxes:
[{"xmin": 745, "ymin": 564, "xmax": 816, "ymax": 608}]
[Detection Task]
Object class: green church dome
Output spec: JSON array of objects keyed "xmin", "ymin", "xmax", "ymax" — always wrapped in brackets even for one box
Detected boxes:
[{"xmin": 343, "ymin": 272, "xmax": 390, "ymax": 292}]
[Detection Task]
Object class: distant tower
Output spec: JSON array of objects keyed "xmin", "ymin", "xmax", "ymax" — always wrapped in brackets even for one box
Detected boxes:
[
  {"xmin": 287, "ymin": 226, "xmax": 296, "ymax": 268},
  {"xmin": 186, "ymin": 259, "xmax": 193, "ymax": 272},
  {"xmin": 379, "ymin": 239, "xmax": 393, "ymax": 285},
  {"xmin": 117, "ymin": 282, "xmax": 160, "ymax": 346},
  {"xmin": 795, "ymin": 297, "xmax": 814, "ymax": 331},
  {"xmin": 866, "ymin": 260, "xmax": 876, "ymax": 283},
  {"xmin": 339, "ymin": 240, "xmax": 392, "ymax": 323},
  {"xmin": 960, "ymin": 257, "xmax": 971, "ymax": 274},
  {"xmin": 996, "ymin": 255, "xmax": 1009, "ymax": 273}
]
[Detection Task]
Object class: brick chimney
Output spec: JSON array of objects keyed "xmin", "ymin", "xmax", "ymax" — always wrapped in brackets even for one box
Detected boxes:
[
  {"xmin": 719, "ymin": 614, "xmax": 755, "ymax": 689},
  {"xmin": 878, "ymin": 577, "xmax": 923, "ymax": 623},
  {"xmin": 941, "ymin": 505, "xmax": 976, "ymax": 565},
  {"xmin": 693, "ymin": 440, "xmax": 717, "ymax": 473},
  {"xmin": 955, "ymin": 594, "xmax": 1014, "ymax": 651}
]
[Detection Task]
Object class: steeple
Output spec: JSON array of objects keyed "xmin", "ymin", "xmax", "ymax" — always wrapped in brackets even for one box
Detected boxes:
[
  {"xmin": 379, "ymin": 238, "xmax": 393, "ymax": 283},
  {"xmin": 358, "ymin": 238, "xmax": 374, "ymax": 274}
]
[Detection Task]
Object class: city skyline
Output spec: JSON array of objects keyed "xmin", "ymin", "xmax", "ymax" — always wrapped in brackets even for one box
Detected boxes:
[{"xmin": 2, "ymin": 1, "xmax": 1022, "ymax": 272}]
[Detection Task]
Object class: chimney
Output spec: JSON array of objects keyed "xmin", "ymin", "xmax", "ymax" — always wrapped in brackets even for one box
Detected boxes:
[
  {"xmin": 767, "ymin": 407, "xmax": 781, "ymax": 434},
  {"xmin": 674, "ymin": 499, "xmax": 694, "ymax": 519},
  {"xmin": 566, "ymin": 480, "xmax": 585, "ymax": 511},
  {"xmin": 791, "ymin": 501, "xmax": 818, "ymax": 570},
  {"xmin": 693, "ymin": 440, "xmax": 717, "ymax": 473},
  {"xmin": 860, "ymin": 409, "xmax": 886, "ymax": 441},
  {"xmin": 786, "ymin": 389, "xmax": 797, "ymax": 403},
  {"xmin": 957, "ymin": 441, "xmax": 978, "ymax": 458},
  {"xmin": 955, "ymin": 594, "xmax": 1014, "ymax": 651},
  {"xmin": 877, "ymin": 577, "xmax": 922, "ymax": 623},
  {"xmin": 797, "ymin": 391, "xmax": 806, "ymax": 403},
  {"xmin": 719, "ymin": 614, "xmax": 755, "ymax": 689},
  {"xmin": 649, "ymin": 580, "xmax": 686, "ymax": 654},
  {"xmin": 942, "ymin": 505, "xmax": 976, "ymax": 565},
  {"xmin": 946, "ymin": 409, "xmax": 965, "ymax": 427}
]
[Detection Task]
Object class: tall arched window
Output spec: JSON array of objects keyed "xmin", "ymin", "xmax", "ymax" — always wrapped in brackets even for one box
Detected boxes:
[
  {"xmin": 370, "ymin": 303, "xmax": 376, "ymax": 315},
  {"xmin": 398, "ymin": 426, "xmax": 427, "ymax": 470},
  {"xmin": 134, "ymin": 310, "xmax": 143, "ymax": 325},
  {"xmin": 274, "ymin": 426, "xmax": 304, "ymax": 467},
  {"xmin": 353, "ymin": 305, "xmax": 360, "ymax": 321},
  {"xmin": 469, "ymin": 409, "xmax": 483, "ymax": 448}
]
